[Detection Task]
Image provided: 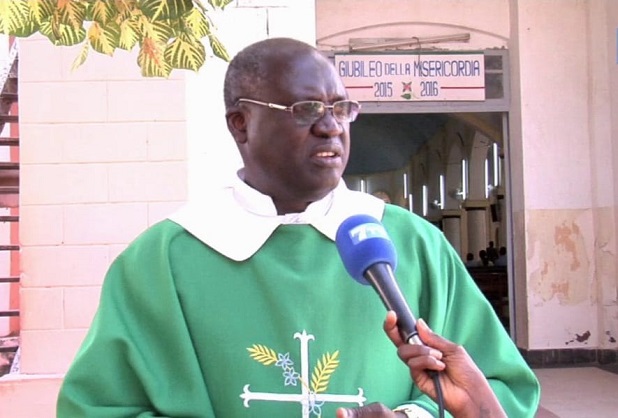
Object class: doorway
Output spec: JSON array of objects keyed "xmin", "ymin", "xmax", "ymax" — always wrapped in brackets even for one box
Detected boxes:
[{"xmin": 343, "ymin": 111, "xmax": 512, "ymax": 330}]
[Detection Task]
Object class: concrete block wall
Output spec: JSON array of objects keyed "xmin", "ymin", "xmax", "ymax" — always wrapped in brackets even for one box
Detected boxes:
[
  {"xmin": 17, "ymin": 36, "xmax": 188, "ymax": 376},
  {"xmin": 0, "ymin": 36, "xmax": 188, "ymax": 416}
]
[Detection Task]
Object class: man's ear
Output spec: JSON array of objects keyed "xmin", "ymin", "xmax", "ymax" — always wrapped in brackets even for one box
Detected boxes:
[{"xmin": 226, "ymin": 108, "xmax": 248, "ymax": 144}]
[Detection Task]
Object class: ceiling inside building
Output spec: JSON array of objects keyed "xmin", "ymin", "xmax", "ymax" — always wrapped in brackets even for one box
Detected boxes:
[
  {"xmin": 345, "ymin": 112, "xmax": 502, "ymax": 175},
  {"xmin": 346, "ymin": 113, "xmax": 449, "ymax": 175}
]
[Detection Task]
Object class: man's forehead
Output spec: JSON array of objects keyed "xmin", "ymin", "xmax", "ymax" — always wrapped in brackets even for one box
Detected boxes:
[{"xmin": 267, "ymin": 63, "xmax": 345, "ymax": 99}]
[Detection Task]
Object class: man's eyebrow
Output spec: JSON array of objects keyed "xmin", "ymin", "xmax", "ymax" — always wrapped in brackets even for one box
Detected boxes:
[{"xmin": 310, "ymin": 95, "xmax": 348, "ymax": 102}]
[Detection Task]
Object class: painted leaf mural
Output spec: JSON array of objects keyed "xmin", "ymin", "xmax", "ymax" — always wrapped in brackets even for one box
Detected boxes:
[{"xmin": 0, "ymin": 0, "xmax": 231, "ymax": 77}]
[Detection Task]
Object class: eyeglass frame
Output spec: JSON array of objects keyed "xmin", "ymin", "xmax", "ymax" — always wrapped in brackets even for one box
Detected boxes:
[{"xmin": 235, "ymin": 97, "xmax": 361, "ymax": 125}]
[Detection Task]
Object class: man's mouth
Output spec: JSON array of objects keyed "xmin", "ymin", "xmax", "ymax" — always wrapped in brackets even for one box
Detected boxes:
[{"xmin": 312, "ymin": 148, "xmax": 343, "ymax": 168}]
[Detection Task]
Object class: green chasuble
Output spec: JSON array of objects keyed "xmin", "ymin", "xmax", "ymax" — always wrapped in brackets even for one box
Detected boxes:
[{"xmin": 57, "ymin": 204, "xmax": 540, "ymax": 417}]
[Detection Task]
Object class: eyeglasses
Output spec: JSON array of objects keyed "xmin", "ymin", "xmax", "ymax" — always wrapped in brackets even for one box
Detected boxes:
[{"xmin": 236, "ymin": 98, "xmax": 361, "ymax": 125}]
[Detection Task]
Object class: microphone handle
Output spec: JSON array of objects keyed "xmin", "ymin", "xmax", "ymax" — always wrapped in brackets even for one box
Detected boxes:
[
  {"xmin": 364, "ymin": 262, "xmax": 444, "ymax": 418},
  {"xmin": 363, "ymin": 263, "xmax": 423, "ymax": 345}
]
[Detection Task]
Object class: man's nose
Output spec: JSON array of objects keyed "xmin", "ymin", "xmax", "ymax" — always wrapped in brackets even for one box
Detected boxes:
[{"xmin": 311, "ymin": 110, "xmax": 344, "ymax": 137}]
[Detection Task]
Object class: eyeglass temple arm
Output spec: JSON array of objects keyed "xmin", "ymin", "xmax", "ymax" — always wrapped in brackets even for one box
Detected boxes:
[
  {"xmin": 237, "ymin": 98, "xmax": 290, "ymax": 112},
  {"xmin": 266, "ymin": 103, "xmax": 290, "ymax": 111}
]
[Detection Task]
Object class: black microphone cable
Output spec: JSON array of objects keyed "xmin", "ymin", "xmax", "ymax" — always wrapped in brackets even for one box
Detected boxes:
[
  {"xmin": 430, "ymin": 370, "xmax": 445, "ymax": 418},
  {"xmin": 403, "ymin": 326, "xmax": 445, "ymax": 418}
]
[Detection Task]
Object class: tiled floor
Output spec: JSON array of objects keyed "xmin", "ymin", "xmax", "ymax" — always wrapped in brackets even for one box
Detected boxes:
[{"xmin": 534, "ymin": 366, "xmax": 618, "ymax": 417}]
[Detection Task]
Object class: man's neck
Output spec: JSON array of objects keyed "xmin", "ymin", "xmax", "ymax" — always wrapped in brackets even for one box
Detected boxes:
[{"xmin": 271, "ymin": 198, "xmax": 313, "ymax": 215}]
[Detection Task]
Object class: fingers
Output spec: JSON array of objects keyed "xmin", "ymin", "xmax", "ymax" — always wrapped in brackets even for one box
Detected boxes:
[
  {"xmin": 385, "ymin": 312, "xmax": 445, "ymax": 352},
  {"xmin": 398, "ymin": 343, "xmax": 445, "ymax": 371},
  {"xmin": 404, "ymin": 350, "xmax": 446, "ymax": 372},
  {"xmin": 384, "ymin": 312, "xmax": 450, "ymax": 355},
  {"xmin": 337, "ymin": 403, "xmax": 395, "ymax": 417},
  {"xmin": 385, "ymin": 314, "xmax": 453, "ymax": 373},
  {"xmin": 383, "ymin": 311, "xmax": 404, "ymax": 346},
  {"xmin": 416, "ymin": 318, "xmax": 451, "ymax": 352},
  {"xmin": 417, "ymin": 319, "xmax": 465, "ymax": 358},
  {"xmin": 394, "ymin": 318, "xmax": 446, "ymax": 375}
]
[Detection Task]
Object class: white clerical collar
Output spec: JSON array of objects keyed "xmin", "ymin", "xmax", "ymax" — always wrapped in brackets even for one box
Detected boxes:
[{"xmin": 168, "ymin": 171, "xmax": 385, "ymax": 261}]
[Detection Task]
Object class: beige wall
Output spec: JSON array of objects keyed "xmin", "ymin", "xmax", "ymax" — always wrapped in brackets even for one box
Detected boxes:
[
  {"xmin": 17, "ymin": 37, "xmax": 189, "ymax": 374},
  {"xmin": 1, "ymin": 32, "xmax": 189, "ymax": 417},
  {"xmin": 510, "ymin": 0, "xmax": 617, "ymax": 350},
  {"xmin": 605, "ymin": 0, "xmax": 618, "ymax": 351},
  {"xmin": 316, "ymin": 0, "xmax": 509, "ymax": 51}
]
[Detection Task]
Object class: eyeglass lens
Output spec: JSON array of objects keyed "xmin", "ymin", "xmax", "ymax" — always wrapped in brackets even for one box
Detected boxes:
[{"xmin": 291, "ymin": 101, "xmax": 360, "ymax": 125}]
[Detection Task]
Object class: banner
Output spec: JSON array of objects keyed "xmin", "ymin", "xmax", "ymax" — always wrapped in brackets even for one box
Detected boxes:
[{"xmin": 335, "ymin": 53, "xmax": 485, "ymax": 102}]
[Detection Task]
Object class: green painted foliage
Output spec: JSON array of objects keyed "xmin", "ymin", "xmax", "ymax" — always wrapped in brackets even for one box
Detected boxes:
[
  {"xmin": 0, "ymin": 0, "xmax": 36, "ymax": 37},
  {"xmin": 88, "ymin": 20, "xmax": 121, "ymax": 55},
  {"xmin": 90, "ymin": 1, "xmax": 117, "ymax": 25},
  {"xmin": 0, "ymin": 0, "xmax": 231, "ymax": 77},
  {"xmin": 164, "ymin": 33, "xmax": 205, "ymax": 72},
  {"xmin": 140, "ymin": 0, "xmax": 193, "ymax": 20}
]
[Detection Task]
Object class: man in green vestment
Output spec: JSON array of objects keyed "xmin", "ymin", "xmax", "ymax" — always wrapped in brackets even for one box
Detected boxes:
[{"xmin": 57, "ymin": 37, "xmax": 540, "ymax": 418}]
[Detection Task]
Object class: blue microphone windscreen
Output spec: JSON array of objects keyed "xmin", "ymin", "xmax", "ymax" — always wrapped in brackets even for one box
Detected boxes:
[{"xmin": 335, "ymin": 214, "xmax": 397, "ymax": 285}]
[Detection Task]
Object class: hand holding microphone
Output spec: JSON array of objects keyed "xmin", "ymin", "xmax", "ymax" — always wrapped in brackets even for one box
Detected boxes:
[
  {"xmin": 383, "ymin": 312, "xmax": 445, "ymax": 392},
  {"xmin": 335, "ymin": 215, "xmax": 506, "ymax": 418},
  {"xmin": 384, "ymin": 312, "xmax": 507, "ymax": 418},
  {"xmin": 335, "ymin": 214, "xmax": 445, "ymax": 417}
]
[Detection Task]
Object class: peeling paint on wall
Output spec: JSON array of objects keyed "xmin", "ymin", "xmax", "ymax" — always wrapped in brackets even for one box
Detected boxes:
[
  {"xmin": 565, "ymin": 330, "xmax": 591, "ymax": 345},
  {"xmin": 592, "ymin": 208, "xmax": 617, "ymax": 306},
  {"xmin": 554, "ymin": 223, "xmax": 581, "ymax": 271},
  {"xmin": 527, "ymin": 211, "xmax": 592, "ymax": 305},
  {"xmin": 593, "ymin": 208, "xmax": 618, "ymax": 349}
]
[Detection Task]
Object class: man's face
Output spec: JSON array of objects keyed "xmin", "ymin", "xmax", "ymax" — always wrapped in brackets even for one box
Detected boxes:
[{"xmin": 235, "ymin": 52, "xmax": 352, "ymax": 211}]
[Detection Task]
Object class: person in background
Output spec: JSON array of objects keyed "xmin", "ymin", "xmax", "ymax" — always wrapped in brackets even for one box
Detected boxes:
[
  {"xmin": 479, "ymin": 249, "xmax": 489, "ymax": 266},
  {"xmin": 486, "ymin": 241, "xmax": 499, "ymax": 264},
  {"xmin": 464, "ymin": 252, "xmax": 476, "ymax": 267},
  {"xmin": 56, "ymin": 37, "xmax": 539, "ymax": 418},
  {"xmin": 372, "ymin": 190, "xmax": 392, "ymax": 204},
  {"xmin": 494, "ymin": 246, "xmax": 508, "ymax": 267}
]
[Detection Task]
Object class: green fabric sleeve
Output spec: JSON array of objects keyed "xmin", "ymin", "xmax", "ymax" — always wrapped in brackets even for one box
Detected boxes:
[
  {"xmin": 57, "ymin": 222, "xmax": 215, "ymax": 417},
  {"xmin": 384, "ymin": 207, "xmax": 540, "ymax": 417}
]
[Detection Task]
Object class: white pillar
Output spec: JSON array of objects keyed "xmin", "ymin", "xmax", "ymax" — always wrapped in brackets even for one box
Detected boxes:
[
  {"xmin": 442, "ymin": 214, "xmax": 462, "ymax": 256},
  {"xmin": 465, "ymin": 205, "xmax": 488, "ymax": 260}
]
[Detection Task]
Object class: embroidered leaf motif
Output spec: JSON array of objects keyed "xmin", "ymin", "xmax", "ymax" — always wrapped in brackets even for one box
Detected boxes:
[
  {"xmin": 247, "ymin": 344, "xmax": 278, "ymax": 366},
  {"xmin": 310, "ymin": 350, "xmax": 340, "ymax": 393}
]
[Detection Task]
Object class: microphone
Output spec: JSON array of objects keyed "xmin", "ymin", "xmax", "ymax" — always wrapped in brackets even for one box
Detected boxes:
[
  {"xmin": 336, "ymin": 214, "xmax": 446, "ymax": 418},
  {"xmin": 335, "ymin": 214, "xmax": 422, "ymax": 345}
]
